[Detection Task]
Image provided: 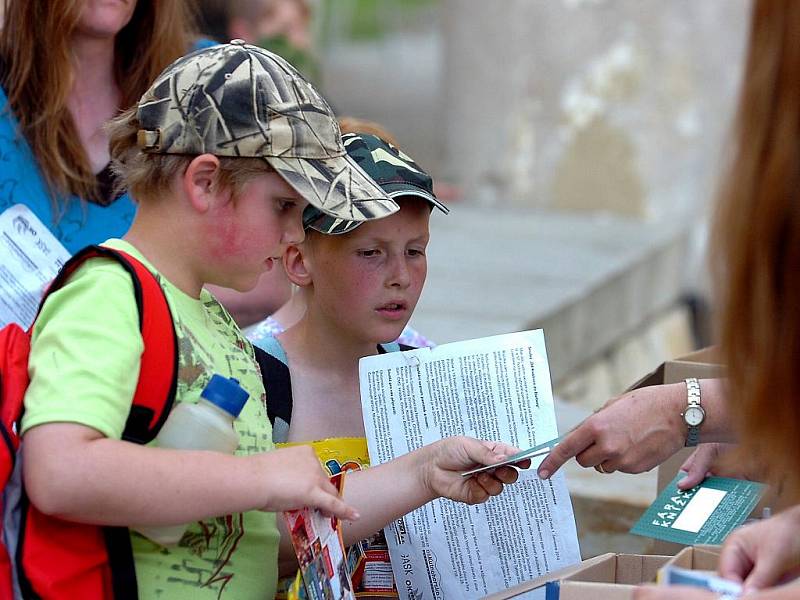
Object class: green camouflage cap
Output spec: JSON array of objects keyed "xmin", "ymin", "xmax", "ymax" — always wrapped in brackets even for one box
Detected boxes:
[
  {"xmin": 136, "ymin": 40, "xmax": 398, "ymax": 222},
  {"xmin": 303, "ymin": 132, "xmax": 448, "ymax": 235}
]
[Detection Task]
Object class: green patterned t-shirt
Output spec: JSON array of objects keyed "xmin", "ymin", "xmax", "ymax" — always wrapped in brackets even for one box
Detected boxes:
[{"xmin": 23, "ymin": 239, "xmax": 279, "ymax": 599}]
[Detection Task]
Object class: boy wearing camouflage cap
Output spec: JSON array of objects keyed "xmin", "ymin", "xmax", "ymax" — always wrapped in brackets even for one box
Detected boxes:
[
  {"xmin": 21, "ymin": 42, "xmax": 522, "ymax": 599},
  {"xmin": 254, "ymin": 132, "xmax": 449, "ymax": 597}
]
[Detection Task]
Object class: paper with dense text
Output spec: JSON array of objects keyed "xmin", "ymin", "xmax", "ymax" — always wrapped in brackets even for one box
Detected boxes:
[
  {"xmin": 359, "ymin": 330, "xmax": 581, "ymax": 600},
  {"xmin": 0, "ymin": 204, "xmax": 70, "ymax": 329}
]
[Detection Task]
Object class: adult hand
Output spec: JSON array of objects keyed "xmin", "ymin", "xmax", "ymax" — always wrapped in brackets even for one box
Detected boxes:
[
  {"xmin": 633, "ymin": 585, "xmax": 715, "ymax": 600},
  {"xmin": 718, "ymin": 505, "xmax": 800, "ymax": 593},
  {"xmin": 677, "ymin": 443, "xmax": 727, "ymax": 489},
  {"xmin": 537, "ymin": 383, "xmax": 686, "ymax": 478},
  {"xmin": 420, "ymin": 437, "xmax": 527, "ymax": 505}
]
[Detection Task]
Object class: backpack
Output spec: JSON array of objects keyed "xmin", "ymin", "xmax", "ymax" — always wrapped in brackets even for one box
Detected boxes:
[{"xmin": 0, "ymin": 245, "xmax": 178, "ymax": 599}]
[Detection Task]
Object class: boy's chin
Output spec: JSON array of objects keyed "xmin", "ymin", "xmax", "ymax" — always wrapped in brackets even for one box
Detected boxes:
[
  {"xmin": 375, "ymin": 323, "xmax": 409, "ymax": 345},
  {"xmin": 223, "ymin": 276, "xmax": 261, "ymax": 294}
]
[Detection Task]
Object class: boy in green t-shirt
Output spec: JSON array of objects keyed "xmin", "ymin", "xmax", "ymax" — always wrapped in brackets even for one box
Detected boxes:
[{"xmin": 21, "ymin": 42, "xmax": 523, "ymax": 599}]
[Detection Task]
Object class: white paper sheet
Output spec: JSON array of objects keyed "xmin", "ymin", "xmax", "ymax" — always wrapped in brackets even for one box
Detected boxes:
[
  {"xmin": 0, "ymin": 204, "xmax": 70, "ymax": 329},
  {"xmin": 359, "ymin": 330, "xmax": 581, "ymax": 600}
]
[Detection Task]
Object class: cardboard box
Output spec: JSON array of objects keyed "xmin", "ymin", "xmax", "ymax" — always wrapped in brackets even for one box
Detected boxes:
[
  {"xmin": 660, "ymin": 545, "xmax": 721, "ymax": 572},
  {"xmin": 482, "ymin": 553, "xmax": 672, "ymax": 600},
  {"xmin": 626, "ymin": 347, "xmax": 725, "ymax": 554}
]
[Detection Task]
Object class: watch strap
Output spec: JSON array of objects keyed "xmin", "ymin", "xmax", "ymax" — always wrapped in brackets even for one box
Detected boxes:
[{"xmin": 685, "ymin": 377, "xmax": 702, "ymax": 447}]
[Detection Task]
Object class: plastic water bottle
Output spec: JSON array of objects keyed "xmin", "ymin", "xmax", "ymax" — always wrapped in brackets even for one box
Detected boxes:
[{"xmin": 134, "ymin": 374, "xmax": 249, "ymax": 545}]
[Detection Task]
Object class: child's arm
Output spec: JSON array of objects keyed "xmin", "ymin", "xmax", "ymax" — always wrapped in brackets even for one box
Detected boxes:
[
  {"xmin": 339, "ymin": 436, "xmax": 520, "ymax": 545},
  {"xmin": 23, "ymin": 423, "xmax": 359, "ymax": 525},
  {"xmin": 278, "ymin": 436, "xmax": 521, "ymax": 564}
]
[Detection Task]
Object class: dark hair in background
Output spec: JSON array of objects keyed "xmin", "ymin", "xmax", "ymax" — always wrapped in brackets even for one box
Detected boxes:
[{"xmin": 195, "ymin": 0, "xmax": 230, "ymax": 43}]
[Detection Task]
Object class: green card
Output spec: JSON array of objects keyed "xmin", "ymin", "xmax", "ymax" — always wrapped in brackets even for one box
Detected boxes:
[{"xmin": 630, "ymin": 474, "xmax": 764, "ymax": 545}]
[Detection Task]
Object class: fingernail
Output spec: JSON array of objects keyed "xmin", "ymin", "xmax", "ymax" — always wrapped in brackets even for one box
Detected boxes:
[{"xmin": 538, "ymin": 469, "xmax": 550, "ymax": 479}]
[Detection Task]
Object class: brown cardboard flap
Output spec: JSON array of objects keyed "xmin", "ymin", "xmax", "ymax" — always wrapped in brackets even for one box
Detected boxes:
[
  {"xmin": 613, "ymin": 554, "xmax": 672, "ymax": 585},
  {"xmin": 662, "ymin": 360, "xmax": 726, "ymax": 385},
  {"xmin": 554, "ymin": 554, "xmax": 672, "ymax": 600},
  {"xmin": 560, "ymin": 553, "xmax": 671, "ymax": 585},
  {"xmin": 559, "ymin": 554, "xmax": 617, "ymax": 584},
  {"xmin": 483, "ymin": 554, "xmax": 673, "ymax": 599},
  {"xmin": 678, "ymin": 347, "xmax": 722, "ymax": 364},
  {"xmin": 626, "ymin": 347, "xmax": 726, "ymax": 393},
  {"xmin": 480, "ymin": 554, "xmax": 615, "ymax": 599},
  {"xmin": 557, "ymin": 581, "xmax": 639, "ymax": 600},
  {"xmin": 663, "ymin": 546, "xmax": 721, "ymax": 571}
]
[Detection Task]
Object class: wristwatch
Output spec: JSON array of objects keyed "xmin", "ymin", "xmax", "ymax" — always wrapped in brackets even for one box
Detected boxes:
[{"xmin": 682, "ymin": 377, "xmax": 705, "ymax": 447}]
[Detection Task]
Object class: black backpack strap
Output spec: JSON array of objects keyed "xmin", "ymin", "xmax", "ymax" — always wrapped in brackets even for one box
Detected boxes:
[
  {"xmin": 253, "ymin": 345, "xmax": 293, "ymax": 431},
  {"xmin": 377, "ymin": 343, "xmax": 416, "ymax": 354}
]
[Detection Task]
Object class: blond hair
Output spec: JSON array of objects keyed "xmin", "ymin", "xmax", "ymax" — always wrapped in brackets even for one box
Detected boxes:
[
  {"xmin": 338, "ymin": 117, "xmax": 399, "ymax": 147},
  {"xmin": 107, "ymin": 107, "xmax": 273, "ymax": 202}
]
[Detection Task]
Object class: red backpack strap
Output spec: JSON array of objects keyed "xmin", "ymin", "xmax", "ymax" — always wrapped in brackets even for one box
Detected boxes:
[
  {"xmin": 38, "ymin": 245, "xmax": 178, "ymax": 443},
  {"xmin": 16, "ymin": 245, "xmax": 179, "ymax": 600}
]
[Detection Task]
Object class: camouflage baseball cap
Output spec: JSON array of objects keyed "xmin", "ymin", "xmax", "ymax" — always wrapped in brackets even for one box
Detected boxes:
[
  {"xmin": 135, "ymin": 40, "xmax": 398, "ymax": 223},
  {"xmin": 303, "ymin": 132, "xmax": 448, "ymax": 235}
]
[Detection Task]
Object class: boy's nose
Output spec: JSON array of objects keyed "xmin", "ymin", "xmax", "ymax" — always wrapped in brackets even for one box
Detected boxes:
[
  {"xmin": 388, "ymin": 255, "xmax": 411, "ymax": 289},
  {"xmin": 282, "ymin": 220, "xmax": 305, "ymax": 246}
]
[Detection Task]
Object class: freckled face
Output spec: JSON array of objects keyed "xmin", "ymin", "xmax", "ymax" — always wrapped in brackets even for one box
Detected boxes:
[
  {"xmin": 205, "ymin": 172, "xmax": 307, "ymax": 292},
  {"xmin": 75, "ymin": 0, "xmax": 137, "ymax": 38},
  {"xmin": 306, "ymin": 198, "xmax": 431, "ymax": 344}
]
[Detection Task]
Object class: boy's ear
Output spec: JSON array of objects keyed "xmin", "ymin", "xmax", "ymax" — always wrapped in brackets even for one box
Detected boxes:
[
  {"xmin": 183, "ymin": 154, "xmax": 223, "ymax": 213},
  {"xmin": 283, "ymin": 244, "xmax": 313, "ymax": 287}
]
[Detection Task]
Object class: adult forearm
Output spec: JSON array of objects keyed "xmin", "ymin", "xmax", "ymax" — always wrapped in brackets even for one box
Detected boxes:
[{"xmin": 696, "ymin": 378, "xmax": 734, "ymax": 443}]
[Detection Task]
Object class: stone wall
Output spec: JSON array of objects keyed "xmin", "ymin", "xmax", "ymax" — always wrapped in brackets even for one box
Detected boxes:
[{"xmin": 440, "ymin": 0, "xmax": 751, "ymax": 218}]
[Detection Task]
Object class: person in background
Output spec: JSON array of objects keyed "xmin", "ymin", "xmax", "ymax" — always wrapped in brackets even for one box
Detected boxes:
[
  {"xmin": 0, "ymin": 0, "xmax": 203, "ymax": 253},
  {"xmin": 196, "ymin": 0, "xmax": 317, "ymax": 80},
  {"xmin": 633, "ymin": 0, "xmax": 800, "ymax": 597}
]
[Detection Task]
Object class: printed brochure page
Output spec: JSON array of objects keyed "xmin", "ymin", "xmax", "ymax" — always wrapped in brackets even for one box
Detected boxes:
[
  {"xmin": 284, "ymin": 473, "xmax": 354, "ymax": 600},
  {"xmin": 359, "ymin": 330, "xmax": 581, "ymax": 600},
  {"xmin": 0, "ymin": 204, "xmax": 70, "ymax": 329}
]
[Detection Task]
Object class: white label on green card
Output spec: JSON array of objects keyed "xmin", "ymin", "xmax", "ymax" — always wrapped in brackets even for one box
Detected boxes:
[
  {"xmin": 631, "ymin": 474, "xmax": 764, "ymax": 545},
  {"xmin": 671, "ymin": 488, "xmax": 727, "ymax": 533}
]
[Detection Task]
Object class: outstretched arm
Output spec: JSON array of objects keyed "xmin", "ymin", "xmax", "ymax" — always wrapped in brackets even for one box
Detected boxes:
[
  {"xmin": 278, "ymin": 436, "xmax": 524, "ymax": 570},
  {"xmin": 538, "ymin": 378, "xmax": 733, "ymax": 478},
  {"xmin": 340, "ymin": 437, "xmax": 522, "ymax": 544}
]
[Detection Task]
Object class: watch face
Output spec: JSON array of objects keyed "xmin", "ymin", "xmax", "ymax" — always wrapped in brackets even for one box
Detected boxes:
[{"xmin": 685, "ymin": 406, "xmax": 705, "ymax": 426}]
